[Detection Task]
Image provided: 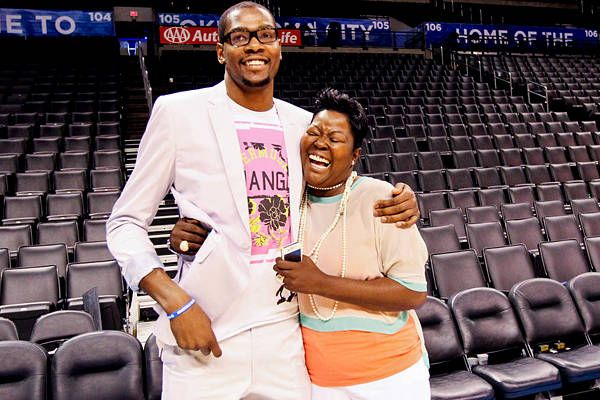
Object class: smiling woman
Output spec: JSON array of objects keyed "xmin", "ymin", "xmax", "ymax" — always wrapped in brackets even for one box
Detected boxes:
[
  {"xmin": 300, "ymin": 89, "xmax": 368, "ymax": 197},
  {"xmin": 274, "ymin": 88, "xmax": 431, "ymax": 399}
]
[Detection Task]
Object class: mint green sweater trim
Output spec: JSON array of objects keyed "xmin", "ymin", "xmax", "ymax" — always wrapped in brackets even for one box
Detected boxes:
[
  {"xmin": 388, "ymin": 276, "xmax": 428, "ymax": 292},
  {"xmin": 300, "ymin": 310, "xmax": 409, "ymax": 334}
]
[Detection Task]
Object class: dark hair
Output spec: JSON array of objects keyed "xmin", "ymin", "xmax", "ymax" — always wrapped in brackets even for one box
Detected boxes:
[
  {"xmin": 313, "ymin": 88, "xmax": 369, "ymax": 150},
  {"xmin": 218, "ymin": 1, "xmax": 274, "ymax": 43}
]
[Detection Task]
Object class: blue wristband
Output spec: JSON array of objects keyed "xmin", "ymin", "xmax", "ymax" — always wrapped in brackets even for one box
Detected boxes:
[{"xmin": 167, "ymin": 298, "xmax": 196, "ymax": 320}]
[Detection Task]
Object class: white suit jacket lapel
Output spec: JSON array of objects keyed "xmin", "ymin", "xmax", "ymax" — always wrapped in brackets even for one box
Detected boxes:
[{"xmin": 207, "ymin": 83, "xmax": 250, "ymax": 236}]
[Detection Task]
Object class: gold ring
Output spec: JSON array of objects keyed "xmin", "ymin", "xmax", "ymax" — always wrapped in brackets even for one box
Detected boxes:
[
  {"xmin": 179, "ymin": 240, "xmax": 189, "ymax": 252},
  {"xmin": 276, "ymin": 273, "xmax": 284, "ymax": 283}
]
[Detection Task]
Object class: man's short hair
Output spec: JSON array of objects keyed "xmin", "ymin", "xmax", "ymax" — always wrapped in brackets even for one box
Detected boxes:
[
  {"xmin": 219, "ymin": 1, "xmax": 274, "ymax": 43},
  {"xmin": 313, "ymin": 88, "xmax": 369, "ymax": 150}
]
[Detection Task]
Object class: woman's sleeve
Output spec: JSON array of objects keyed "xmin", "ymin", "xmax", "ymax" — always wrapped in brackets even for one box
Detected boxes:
[{"xmin": 376, "ymin": 220, "xmax": 429, "ymax": 293}]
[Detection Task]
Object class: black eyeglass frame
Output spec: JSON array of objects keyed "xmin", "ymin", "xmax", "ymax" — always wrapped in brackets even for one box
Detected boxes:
[{"xmin": 220, "ymin": 28, "xmax": 279, "ymax": 47}]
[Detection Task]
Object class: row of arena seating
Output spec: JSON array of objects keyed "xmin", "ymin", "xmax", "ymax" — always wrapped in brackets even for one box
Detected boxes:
[
  {"xmin": 0, "ymin": 49, "xmax": 127, "ymax": 349},
  {"xmin": 0, "ymin": 325, "xmax": 161, "ymax": 400},
  {"xmin": 0, "ymin": 121, "xmax": 121, "ymax": 138},
  {"xmin": 4, "ymin": 273, "xmax": 600, "ymax": 400},
  {"xmin": 0, "ymin": 168, "xmax": 123, "ymax": 195},
  {"xmin": 0, "ymin": 191, "xmax": 119, "ymax": 223},
  {"xmin": 418, "ymin": 275, "xmax": 600, "ymax": 399},
  {"xmin": 361, "ymin": 149, "xmax": 600, "ymax": 172},
  {"xmin": 364, "ymin": 133, "xmax": 600, "ymax": 157},
  {"xmin": 367, "ymin": 119, "xmax": 597, "ymax": 140},
  {"xmin": 423, "ymin": 230, "xmax": 600, "ymax": 298},
  {"xmin": 0, "ymin": 257, "xmax": 124, "ymax": 339},
  {"xmin": 0, "ymin": 218, "xmax": 106, "ymax": 254}
]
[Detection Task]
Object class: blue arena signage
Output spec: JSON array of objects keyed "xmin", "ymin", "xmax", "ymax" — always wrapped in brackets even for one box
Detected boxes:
[
  {"xmin": 424, "ymin": 22, "xmax": 599, "ymax": 51},
  {"xmin": 158, "ymin": 13, "xmax": 393, "ymax": 47},
  {"xmin": 0, "ymin": 8, "xmax": 115, "ymax": 37}
]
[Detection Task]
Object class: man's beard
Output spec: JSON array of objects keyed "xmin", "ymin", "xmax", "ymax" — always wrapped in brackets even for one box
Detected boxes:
[{"xmin": 242, "ymin": 76, "xmax": 272, "ymax": 88}]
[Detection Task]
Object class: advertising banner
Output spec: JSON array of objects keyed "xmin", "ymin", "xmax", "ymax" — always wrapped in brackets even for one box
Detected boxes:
[
  {"xmin": 0, "ymin": 8, "xmax": 115, "ymax": 37},
  {"xmin": 159, "ymin": 26, "xmax": 301, "ymax": 46},
  {"xmin": 158, "ymin": 13, "xmax": 393, "ymax": 47},
  {"xmin": 424, "ymin": 22, "xmax": 600, "ymax": 51}
]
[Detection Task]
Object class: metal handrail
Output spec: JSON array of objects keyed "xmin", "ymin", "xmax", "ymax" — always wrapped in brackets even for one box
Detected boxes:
[
  {"xmin": 494, "ymin": 68, "xmax": 513, "ymax": 96},
  {"xmin": 463, "ymin": 56, "xmax": 482, "ymax": 82},
  {"xmin": 527, "ymin": 80, "xmax": 549, "ymax": 112},
  {"xmin": 137, "ymin": 41, "xmax": 154, "ymax": 114}
]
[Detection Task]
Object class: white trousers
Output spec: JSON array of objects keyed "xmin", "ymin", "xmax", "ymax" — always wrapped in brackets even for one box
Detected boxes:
[
  {"xmin": 311, "ymin": 359, "xmax": 430, "ymax": 400},
  {"xmin": 160, "ymin": 317, "xmax": 311, "ymax": 400}
]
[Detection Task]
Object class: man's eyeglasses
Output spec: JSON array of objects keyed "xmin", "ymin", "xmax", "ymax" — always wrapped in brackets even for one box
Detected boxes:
[{"xmin": 222, "ymin": 28, "xmax": 278, "ymax": 47}]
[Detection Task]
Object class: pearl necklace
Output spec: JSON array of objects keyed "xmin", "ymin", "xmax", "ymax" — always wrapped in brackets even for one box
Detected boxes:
[
  {"xmin": 306, "ymin": 181, "xmax": 344, "ymax": 191},
  {"xmin": 298, "ymin": 171, "xmax": 357, "ymax": 321}
]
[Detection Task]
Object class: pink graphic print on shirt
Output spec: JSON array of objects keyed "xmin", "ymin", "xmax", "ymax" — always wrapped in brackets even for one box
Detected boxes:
[{"xmin": 236, "ymin": 120, "xmax": 292, "ymax": 260}]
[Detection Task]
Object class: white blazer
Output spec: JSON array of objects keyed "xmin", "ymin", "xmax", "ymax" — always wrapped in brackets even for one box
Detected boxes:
[{"xmin": 107, "ymin": 81, "xmax": 312, "ymax": 344}]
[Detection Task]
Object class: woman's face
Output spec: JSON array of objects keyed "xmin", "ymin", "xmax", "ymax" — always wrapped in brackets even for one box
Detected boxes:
[{"xmin": 300, "ymin": 109, "xmax": 360, "ymax": 191}]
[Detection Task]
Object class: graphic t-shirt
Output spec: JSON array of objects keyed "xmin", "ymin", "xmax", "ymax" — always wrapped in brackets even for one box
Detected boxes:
[{"xmin": 230, "ymin": 98, "xmax": 292, "ymax": 265}]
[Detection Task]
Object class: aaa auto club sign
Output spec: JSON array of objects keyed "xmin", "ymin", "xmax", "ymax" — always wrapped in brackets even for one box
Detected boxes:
[{"xmin": 160, "ymin": 26, "xmax": 301, "ymax": 46}]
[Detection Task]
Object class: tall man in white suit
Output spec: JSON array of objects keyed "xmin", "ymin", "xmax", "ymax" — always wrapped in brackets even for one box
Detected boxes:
[{"xmin": 107, "ymin": 2, "xmax": 420, "ymax": 399}]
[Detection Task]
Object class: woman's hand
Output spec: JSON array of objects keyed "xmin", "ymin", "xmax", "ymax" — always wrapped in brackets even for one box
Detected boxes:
[
  {"xmin": 373, "ymin": 182, "xmax": 420, "ymax": 228},
  {"xmin": 273, "ymin": 255, "xmax": 328, "ymax": 294},
  {"xmin": 170, "ymin": 217, "xmax": 210, "ymax": 255}
]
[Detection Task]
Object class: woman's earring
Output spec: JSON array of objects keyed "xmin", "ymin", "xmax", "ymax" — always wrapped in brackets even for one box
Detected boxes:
[{"xmin": 351, "ymin": 160, "xmax": 355, "ymax": 166}]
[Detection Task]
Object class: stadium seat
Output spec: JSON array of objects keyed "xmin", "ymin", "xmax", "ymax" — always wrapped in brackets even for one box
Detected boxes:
[
  {"xmin": 46, "ymin": 193, "xmax": 84, "ymax": 221},
  {"xmin": 505, "ymin": 217, "xmax": 545, "ymax": 253},
  {"xmin": 74, "ymin": 241, "xmax": 113, "ymax": 263},
  {"xmin": 66, "ymin": 260, "xmax": 124, "ymax": 330},
  {"xmin": 54, "ymin": 169, "xmax": 87, "ymax": 193},
  {"xmin": 83, "ymin": 219, "xmax": 108, "ymax": 242},
  {"xmin": 539, "ymin": 239, "xmax": 590, "ymax": 282},
  {"xmin": 579, "ymin": 212, "xmax": 600, "ymax": 237},
  {"xmin": 501, "ymin": 203, "xmax": 534, "ymax": 221},
  {"xmin": 510, "ymin": 279, "xmax": 600, "ymax": 385},
  {"xmin": 64, "ymin": 136, "xmax": 91, "ymax": 152},
  {"xmin": 465, "ymin": 221, "xmax": 506, "ymax": 257},
  {"xmin": 0, "ymin": 225, "xmax": 32, "ymax": 256},
  {"xmin": 534, "ymin": 200, "xmax": 566, "ymax": 225},
  {"xmin": 30, "ymin": 310, "xmax": 96, "ymax": 352},
  {"xmin": 543, "ymin": 215, "xmax": 584, "ymax": 244},
  {"xmin": 87, "ymin": 191, "xmax": 120, "ymax": 219},
  {"xmin": 37, "ymin": 221, "xmax": 79, "ymax": 250},
  {"xmin": 430, "ymin": 250, "xmax": 487, "ymax": 299},
  {"xmin": 51, "ymin": 331, "xmax": 145, "ymax": 400},
  {"xmin": 429, "ymin": 208, "xmax": 466, "ymax": 240},
  {"xmin": 466, "ymin": 205, "xmax": 499, "ymax": 224},
  {"xmin": 18, "ymin": 243, "xmax": 69, "ymax": 279},
  {"xmin": 416, "ymin": 297, "xmax": 494, "ymax": 400},
  {"xmin": 419, "ymin": 225, "xmax": 461, "ymax": 256},
  {"xmin": 483, "ymin": 244, "xmax": 537, "ymax": 292},
  {"xmin": 499, "ymin": 166, "xmax": 528, "ymax": 186},
  {"xmin": 0, "ymin": 265, "xmax": 60, "ymax": 339},
  {"xmin": 450, "ymin": 287, "xmax": 561, "ymax": 398},
  {"xmin": 569, "ymin": 272, "xmax": 600, "ymax": 344},
  {"xmin": 0, "ymin": 340, "xmax": 47, "ymax": 399}
]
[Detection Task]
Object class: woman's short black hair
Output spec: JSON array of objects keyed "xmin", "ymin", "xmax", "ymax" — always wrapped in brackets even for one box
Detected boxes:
[{"xmin": 313, "ymin": 88, "xmax": 368, "ymax": 150}]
